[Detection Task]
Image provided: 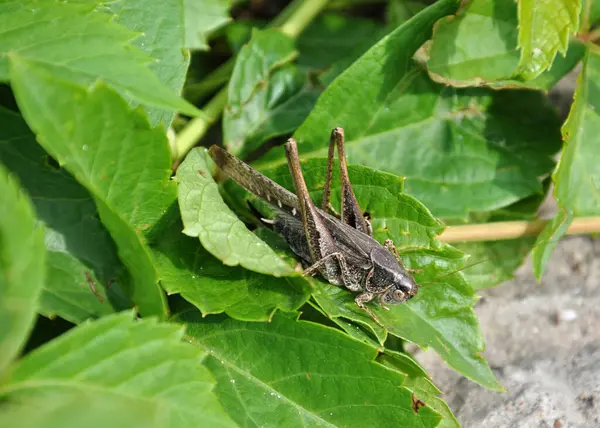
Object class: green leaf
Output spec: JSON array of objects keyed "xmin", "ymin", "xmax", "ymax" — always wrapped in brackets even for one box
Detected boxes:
[
  {"xmin": 533, "ymin": 209, "xmax": 573, "ymax": 280},
  {"xmin": 0, "ymin": 0, "xmax": 198, "ymax": 117},
  {"xmin": 255, "ymin": 0, "xmax": 562, "ymax": 219},
  {"xmin": 10, "ymin": 60, "xmax": 176, "ymax": 318},
  {"xmin": 0, "ymin": 312, "xmax": 235, "ymax": 428},
  {"xmin": 516, "ymin": 0, "xmax": 581, "ymax": 80},
  {"xmin": 281, "ymin": 0, "xmax": 458, "ymax": 150},
  {"xmin": 248, "ymin": 2, "xmax": 457, "ymax": 213},
  {"xmin": 0, "ymin": 165, "xmax": 45, "ymax": 373},
  {"xmin": 378, "ymin": 351, "xmax": 459, "ymax": 428},
  {"xmin": 152, "ymin": 216, "xmax": 310, "ymax": 321},
  {"xmin": 0, "ymin": 108, "xmax": 129, "ymax": 323},
  {"xmin": 451, "ymin": 194, "xmax": 546, "ymax": 289},
  {"xmin": 258, "ymin": 66, "xmax": 561, "ymax": 219},
  {"xmin": 296, "ymin": 14, "xmax": 384, "ymax": 70},
  {"xmin": 386, "ymin": 0, "xmax": 426, "ymax": 27},
  {"xmin": 454, "ymin": 238, "xmax": 536, "ymax": 290},
  {"xmin": 178, "ymin": 310, "xmax": 442, "ymax": 427},
  {"xmin": 108, "ymin": 0, "xmax": 191, "ymax": 127},
  {"xmin": 580, "ymin": 0, "xmax": 600, "ymax": 31},
  {"xmin": 310, "ymin": 277, "xmax": 389, "ymax": 345},
  {"xmin": 223, "ymin": 29, "xmax": 318, "ymax": 157},
  {"xmin": 426, "ymin": 0, "xmax": 584, "ymax": 89},
  {"xmin": 227, "ymin": 157, "xmax": 499, "ymax": 389},
  {"xmin": 533, "ymin": 44, "xmax": 600, "ymax": 279},
  {"xmin": 183, "ymin": 0, "xmax": 231, "ymax": 50},
  {"xmin": 177, "ymin": 148, "xmax": 294, "ymax": 276},
  {"xmin": 315, "ymin": 247, "xmax": 501, "ymax": 390}
]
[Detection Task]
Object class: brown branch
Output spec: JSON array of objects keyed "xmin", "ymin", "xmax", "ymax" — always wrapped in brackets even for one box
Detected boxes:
[{"xmin": 438, "ymin": 217, "xmax": 600, "ymax": 243}]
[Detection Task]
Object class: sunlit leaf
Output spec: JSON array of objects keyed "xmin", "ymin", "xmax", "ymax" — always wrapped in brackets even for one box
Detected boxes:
[
  {"xmin": 426, "ymin": 0, "xmax": 584, "ymax": 89},
  {"xmin": 379, "ymin": 351, "xmax": 460, "ymax": 428},
  {"xmin": 533, "ymin": 44, "xmax": 600, "ymax": 279},
  {"xmin": 10, "ymin": 60, "xmax": 175, "ymax": 318},
  {"xmin": 108, "ymin": 0, "xmax": 191, "ymax": 126},
  {"xmin": 225, "ymin": 155, "xmax": 499, "ymax": 389},
  {"xmin": 258, "ymin": 69, "xmax": 561, "ymax": 219},
  {"xmin": 183, "ymin": 0, "xmax": 231, "ymax": 50},
  {"xmin": 177, "ymin": 148, "xmax": 294, "ymax": 276},
  {"xmin": 0, "ymin": 0, "xmax": 198, "ymax": 116},
  {"xmin": 516, "ymin": 0, "xmax": 581, "ymax": 80},
  {"xmin": 0, "ymin": 312, "xmax": 235, "ymax": 428},
  {"xmin": 0, "ymin": 164, "xmax": 45, "ymax": 373},
  {"xmin": 179, "ymin": 310, "xmax": 442, "ymax": 427}
]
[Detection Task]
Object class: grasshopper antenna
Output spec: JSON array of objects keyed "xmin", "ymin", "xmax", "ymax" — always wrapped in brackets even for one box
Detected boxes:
[{"xmin": 420, "ymin": 259, "xmax": 491, "ymax": 286}]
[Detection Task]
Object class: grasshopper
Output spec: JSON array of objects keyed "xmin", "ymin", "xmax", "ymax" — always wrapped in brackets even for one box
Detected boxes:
[{"xmin": 209, "ymin": 127, "xmax": 418, "ymax": 321}]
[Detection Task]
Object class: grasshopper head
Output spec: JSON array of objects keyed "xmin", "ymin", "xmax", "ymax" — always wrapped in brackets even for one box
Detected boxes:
[
  {"xmin": 379, "ymin": 273, "xmax": 418, "ymax": 305},
  {"xmin": 369, "ymin": 247, "xmax": 419, "ymax": 305}
]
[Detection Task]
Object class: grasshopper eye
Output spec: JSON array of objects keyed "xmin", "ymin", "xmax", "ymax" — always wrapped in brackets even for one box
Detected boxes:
[{"xmin": 392, "ymin": 289, "xmax": 405, "ymax": 301}]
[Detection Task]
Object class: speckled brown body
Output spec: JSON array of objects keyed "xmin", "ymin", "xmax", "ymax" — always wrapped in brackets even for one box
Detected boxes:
[{"xmin": 209, "ymin": 128, "xmax": 418, "ymax": 318}]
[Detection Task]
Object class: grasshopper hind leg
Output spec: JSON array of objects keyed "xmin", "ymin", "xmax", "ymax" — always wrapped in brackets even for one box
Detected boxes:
[{"xmin": 322, "ymin": 127, "xmax": 372, "ymax": 236}]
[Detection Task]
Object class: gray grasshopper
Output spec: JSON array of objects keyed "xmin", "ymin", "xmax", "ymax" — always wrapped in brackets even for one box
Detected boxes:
[{"xmin": 209, "ymin": 127, "xmax": 418, "ymax": 320}]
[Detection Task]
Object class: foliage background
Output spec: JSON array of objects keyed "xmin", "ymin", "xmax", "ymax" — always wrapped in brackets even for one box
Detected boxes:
[{"xmin": 1, "ymin": 0, "xmax": 598, "ymax": 427}]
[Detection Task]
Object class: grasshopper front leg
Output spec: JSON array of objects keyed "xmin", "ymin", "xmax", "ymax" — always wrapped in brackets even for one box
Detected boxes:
[
  {"xmin": 304, "ymin": 253, "xmax": 384, "ymax": 327},
  {"xmin": 302, "ymin": 252, "xmax": 363, "ymax": 292},
  {"xmin": 322, "ymin": 127, "xmax": 372, "ymax": 236}
]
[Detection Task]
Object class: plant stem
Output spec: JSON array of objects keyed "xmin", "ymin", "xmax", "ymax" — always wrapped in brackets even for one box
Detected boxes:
[
  {"xmin": 172, "ymin": 89, "xmax": 227, "ymax": 162},
  {"xmin": 438, "ymin": 217, "xmax": 600, "ymax": 243},
  {"xmin": 280, "ymin": 0, "xmax": 329, "ymax": 38},
  {"xmin": 184, "ymin": 61, "xmax": 234, "ymax": 104},
  {"xmin": 173, "ymin": 0, "xmax": 328, "ymax": 163}
]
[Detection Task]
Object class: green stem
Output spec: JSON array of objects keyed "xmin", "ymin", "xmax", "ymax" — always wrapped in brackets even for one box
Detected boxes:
[
  {"xmin": 183, "ymin": 61, "xmax": 234, "ymax": 104},
  {"xmin": 279, "ymin": 0, "xmax": 329, "ymax": 38},
  {"xmin": 173, "ymin": 0, "xmax": 329, "ymax": 163},
  {"xmin": 172, "ymin": 89, "xmax": 227, "ymax": 163},
  {"xmin": 185, "ymin": 0, "xmax": 311, "ymax": 104}
]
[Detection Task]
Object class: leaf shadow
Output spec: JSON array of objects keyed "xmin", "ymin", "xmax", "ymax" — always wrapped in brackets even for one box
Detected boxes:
[{"xmin": 0, "ymin": 125, "xmax": 130, "ymax": 313}]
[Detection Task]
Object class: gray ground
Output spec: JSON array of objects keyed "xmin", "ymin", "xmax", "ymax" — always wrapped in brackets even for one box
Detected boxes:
[{"xmin": 414, "ymin": 235, "xmax": 600, "ymax": 427}]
